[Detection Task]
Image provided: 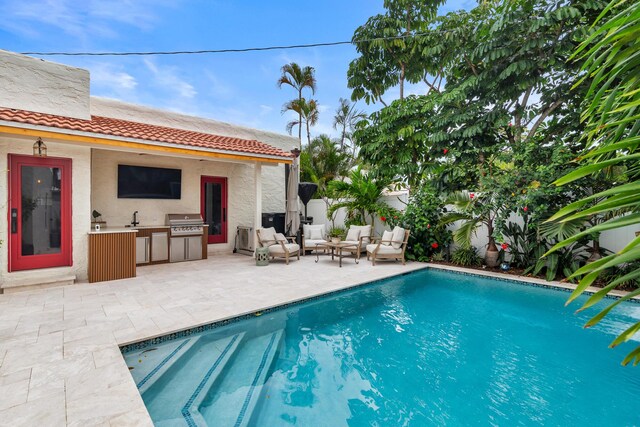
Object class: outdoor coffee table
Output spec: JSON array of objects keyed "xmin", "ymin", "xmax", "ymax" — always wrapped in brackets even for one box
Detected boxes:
[{"xmin": 314, "ymin": 241, "xmax": 359, "ymax": 267}]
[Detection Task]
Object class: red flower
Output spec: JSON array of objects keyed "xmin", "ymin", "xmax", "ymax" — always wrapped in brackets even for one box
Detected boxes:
[
  {"xmin": 501, "ymin": 243, "xmax": 509, "ymax": 250},
  {"xmin": 508, "ymin": 123, "xmax": 513, "ymax": 127},
  {"xmin": 431, "ymin": 242, "xmax": 439, "ymax": 249},
  {"xmin": 443, "ymin": 149, "xmax": 449, "ymax": 154},
  {"xmin": 427, "ymin": 224, "xmax": 431, "ymax": 229},
  {"xmin": 469, "ymin": 193, "xmax": 475, "ymax": 199},
  {"xmin": 393, "ymin": 215, "xmax": 398, "ymax": 219},
  {"xmin": 380, "ymin": 216, "xmax": 387, "ymax": 222},
  {"xmin": 523, "ymin": 206, "xmax": 528, "ymax": 212}
]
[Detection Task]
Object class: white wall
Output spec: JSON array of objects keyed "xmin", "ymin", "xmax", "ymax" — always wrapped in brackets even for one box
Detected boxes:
[
  {"xmin": 0, "ymin": 136, "xmax": 91, "ymax": 283},
  {"xmin": 0, "ymin": 50, "xmax": 90, "ymax": 120},
  {"xmin": 90, "ymin": 149, "xmax": 256, "ymax": 253},
  {"xmin": 89, "ymin": 97, "xmax": 295, "ymax": 214},
  {"xmin": 304, "ymin": 195, "xmax": 639, "ymax": 257}
]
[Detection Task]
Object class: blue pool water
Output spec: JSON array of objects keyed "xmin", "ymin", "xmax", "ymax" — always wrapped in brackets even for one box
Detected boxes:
[{"xmin": 123, "ymin": 269, "xmax": 640, "ymax": 426}]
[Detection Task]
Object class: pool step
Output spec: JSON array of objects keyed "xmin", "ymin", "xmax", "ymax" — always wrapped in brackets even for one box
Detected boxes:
[
  {"xmin": 142, "ymin": 333, "xmax": 246, "ymax": 427},
  {"xmin": 123, "ymin": 336, "xmax": 200, "ymax": 391},
  {"xmin": 196, "ymin": 330, "xmax": 285, "ymax": 427}
]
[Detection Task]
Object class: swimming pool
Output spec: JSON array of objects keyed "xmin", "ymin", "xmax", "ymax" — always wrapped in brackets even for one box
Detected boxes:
[{"xmin": 122, "ymin": 268, "xmax": 640, "ymax": 426}]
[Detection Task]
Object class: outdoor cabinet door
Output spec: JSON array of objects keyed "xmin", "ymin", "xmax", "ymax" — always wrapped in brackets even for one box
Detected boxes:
[
  {"xmin": 136, "ymin": 237, "xmax": 150, "ymax": 264},
  {"xmin": 186, "ymin": 236, "xmax": 202, "ymax": 261},
  {"xmin": 170, "ymin": 237, "xmax": 185, "ymax": 262},
  {"xmin": 151, "ymin": 232, "xmax": 169, "ymax": 262}
]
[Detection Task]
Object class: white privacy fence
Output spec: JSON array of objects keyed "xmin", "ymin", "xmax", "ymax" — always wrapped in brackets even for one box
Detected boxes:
[{"xmin": 303, "ymin": 196, "xmax": 639, "ymax": 256}]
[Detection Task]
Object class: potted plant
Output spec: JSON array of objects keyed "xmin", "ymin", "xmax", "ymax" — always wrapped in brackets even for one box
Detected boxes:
[
  {"xmin": 440, "ymin": 191, "xmax": 501, "ymax": 267},
  {"xmin": 328, "ymin": 226, "xmax": 346, "ymax": 244}
]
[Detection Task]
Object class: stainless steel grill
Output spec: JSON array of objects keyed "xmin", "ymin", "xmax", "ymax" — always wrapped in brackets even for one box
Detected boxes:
[{"xmin": 166, "ymin": 214, "xmax": 204, "ymax": 236}]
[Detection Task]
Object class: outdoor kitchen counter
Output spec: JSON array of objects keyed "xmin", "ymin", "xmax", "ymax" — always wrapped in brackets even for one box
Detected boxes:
[
  {"xmin": 87, "ymin": 225, "xmax": 171, "ymax": 234},
  {"xmin": 88, "ymin": 227, "xmax": 139, "ymax": 234},
  {"xmin": 88, "ymin": 229, "xmax": 137, "ymax": 283}
]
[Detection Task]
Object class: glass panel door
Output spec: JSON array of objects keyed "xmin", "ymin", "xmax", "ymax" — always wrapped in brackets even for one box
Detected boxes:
[
  {"xmin": 201, "ymin": 176, "xmax": 227, "ymax": 244},
  {"xmin": 9, "ymin": 155, "xmax": 72, "ymax": 271}
]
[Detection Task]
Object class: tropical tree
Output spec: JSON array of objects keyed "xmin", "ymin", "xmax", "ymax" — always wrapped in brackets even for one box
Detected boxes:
[
  {"xmin": 277, "ymin": 63, "xmax": 317, "ymax": 141},
  {"xmin": 328, "ymin": 168, "xmax": 392, "ymax": 226},
  {"xmin": 354, "ymin": 0, "xmax": 606, "ymax": 191},
  {"xmin": 440, "ymin": 191, "xmax": 501, "ymax": 264},
  {"xmin": 300, "ymin": 134, "xmax": 352, "ymax": 196},
  {"xmin": 546, "ymin": 0, "xmax": 640, "ymax": 365},
  {"xmin": 282, "ymin": 98, "xmax": 319, "ymax": 146},
  {"xmin": 347, "ymin": 0, "xmax": 445, "ymax": 105},
  {"xmin": 333, "ymin": 98, "xmax": 367, "ymax": 153}
]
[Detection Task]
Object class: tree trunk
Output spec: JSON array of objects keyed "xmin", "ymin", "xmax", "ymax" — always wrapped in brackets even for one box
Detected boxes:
[
  {"xmin": 298, "ymin": 89, "xmax": 303, "ymax": 143},
  {"xmin": 588, "ymin": 238, "xmax": 602, "ymax": 262},
  {"xmin": 399, "ymin": 62, "xmax": 405, "ymax": 100}
]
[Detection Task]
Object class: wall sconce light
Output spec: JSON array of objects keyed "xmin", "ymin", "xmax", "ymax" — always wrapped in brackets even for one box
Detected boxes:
[
  {"xmin": 290, "ymin": 148, "xmax": 301, "ymax": 158},
  {"xmin": 33, "ymin": 138, "xmax": 47, "ymax": 157}
]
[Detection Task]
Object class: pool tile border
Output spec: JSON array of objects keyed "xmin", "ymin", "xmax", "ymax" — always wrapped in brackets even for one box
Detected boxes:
[
  {"xmin": 426, "ymin": 264, "xmax": 640, "ymax": 303},
  {"xmin": 120, "ymin": 269, "xmax": 420, "ymax": 354},
  {"xmin": 120, "ymin": 265, "xmax": 638, "ymax": 355}
]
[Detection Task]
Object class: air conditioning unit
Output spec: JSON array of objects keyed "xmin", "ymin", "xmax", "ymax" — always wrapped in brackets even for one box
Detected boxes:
[{"xmin": 234, "ymin": 226, "xmax": 254, "ymax": 256}]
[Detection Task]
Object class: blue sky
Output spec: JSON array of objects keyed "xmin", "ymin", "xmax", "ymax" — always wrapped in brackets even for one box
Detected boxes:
[{"xmin": 0, "ymin": 0, "xmax": 474, "ymax": 140}]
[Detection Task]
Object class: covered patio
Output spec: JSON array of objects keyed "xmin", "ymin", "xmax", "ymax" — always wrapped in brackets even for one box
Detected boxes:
[{"xmin": 0, "ymin": 254, "xmax": 424, "ymax": 425}]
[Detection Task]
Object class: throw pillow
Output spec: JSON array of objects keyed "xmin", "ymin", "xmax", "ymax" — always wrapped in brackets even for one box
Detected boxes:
[
  {"xmin": 391, "ymin": 226, "xmax": 405, "ymax": 249},
  {"xmin": 308, "ymin": 224, "xmax": 325, "ymax": 240},
  {"xmin": 345, "ymin": 228, "xmax": 361, "ymax": 242},
  {"xmin": 381, "ymin": 230, "xmax": 394, "ymax": 246},
  {"xmin": 259, "ymin": 227, "xmax": 277, "ymax": 247},
  {"xmin": 351, "ymin": 225, "xmax": 371, "ymax": 244},
  {"xmin": 274, "ymin": 233, "xmax": 287, "ymax": 243}
]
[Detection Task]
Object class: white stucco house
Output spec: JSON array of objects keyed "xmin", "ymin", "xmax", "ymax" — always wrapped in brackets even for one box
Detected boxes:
[{"xmin": 0, "ymin": 50, "xmax": 299, "ymax": 292}]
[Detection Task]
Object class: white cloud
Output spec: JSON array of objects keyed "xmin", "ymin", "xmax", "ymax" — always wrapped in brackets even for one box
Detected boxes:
[
  {"xmin": 90, "ymin": 63, "xmax": 137, "ymax": 90},
  {"xmin": 143, "ymin": 59, "xmax": 196, "ymax": 99},
  {"xmin": 259, "ymin": 105, "xmax": 273, "ymax": 116},
  {"xmin": 204, "ymin": 71, "xmax": 234, "ymax": 99},
  {"xmin": 0, "ymin": 0, "xmax": 179, "ymax": 39}
]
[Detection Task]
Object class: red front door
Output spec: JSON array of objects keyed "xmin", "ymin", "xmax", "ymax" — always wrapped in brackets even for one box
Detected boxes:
[
  {"xmin": 201, "ymin": 176, "xmax": 227, "ymax": 244},
  {"xmin": 8, "ymin": 154, "xmax": 72, "ymax": 271}
]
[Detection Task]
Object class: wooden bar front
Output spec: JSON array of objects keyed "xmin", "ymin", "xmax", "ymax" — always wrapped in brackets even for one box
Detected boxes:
[{"xmin": 88, "ymin": 232, "xmax": 137, "ymax": 283}]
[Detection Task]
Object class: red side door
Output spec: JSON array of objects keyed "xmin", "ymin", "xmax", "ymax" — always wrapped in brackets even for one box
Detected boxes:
[
  {"xmin": 8, "ymin": 154, "xmax": 73, "ymax": 271},
  {"xmin": 201, "ymin": 176, "xmax": 227, "ymax": 244}
]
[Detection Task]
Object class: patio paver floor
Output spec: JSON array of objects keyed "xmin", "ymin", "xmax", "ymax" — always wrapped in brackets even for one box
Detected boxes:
[{"xmin": 0, "ymin": 254, "xmax": 425, "ymax": 426}]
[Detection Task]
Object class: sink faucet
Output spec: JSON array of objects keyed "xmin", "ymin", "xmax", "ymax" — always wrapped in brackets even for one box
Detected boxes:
[{"xmin": 131, "ymin": 211, "xmax": 139, "ymax": 227}]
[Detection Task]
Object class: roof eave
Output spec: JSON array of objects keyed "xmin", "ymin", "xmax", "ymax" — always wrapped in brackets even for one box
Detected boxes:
[{"xmin": 0, "ymin": 121, "xmax": 293, "ymax": 164}]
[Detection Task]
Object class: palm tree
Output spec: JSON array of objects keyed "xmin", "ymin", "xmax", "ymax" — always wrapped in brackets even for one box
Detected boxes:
[
  {"xmin": 277, "ymin": 63, "xmax": 317, "ymax": 142},
  {"xmin": 440, "ymin": 191, "xmax": 500, "ymax": 266},
  {"xmin": 328, "ymin": 167, "xmax": 391, "ymax": 226},
  {"xmin": 301, "ymin": 134, "xmax": 352, "ymax": 195},
  {"xmin": 333, "ymin": 98, "xmax": 367, "ymax": 152},
  {"xmin": 546, "ymin": 0, "xmax": 640, "ymax": 365},
  {"xmin": 283, "ymin": 98, "xmax": 319, "ymax": 146}
]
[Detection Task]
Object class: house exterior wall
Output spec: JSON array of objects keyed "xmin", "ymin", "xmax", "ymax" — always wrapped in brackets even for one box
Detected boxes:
[
  {"xmin": 90, "ymin": 149, "xmax": 255, "ymax": 254},
  {"xmin": 0, "ymin": 50, "xmax": 90, "ymax": 120},
  {"xmin": 0, "ymin": 136, "xmax": 92, "ymax": 283},
  {"xmin": 90, "ymin": 97, "xmax": 297, "ymax": 213}
]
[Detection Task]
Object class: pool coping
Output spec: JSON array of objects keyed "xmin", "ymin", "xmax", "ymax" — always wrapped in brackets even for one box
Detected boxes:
[
  {"xmin": 121, "ymin": 263, "xmax": 639, "ymax": 354},
  {"xmin": 120, "ymin": 267, "xmax": 423, "ymax": 353}
]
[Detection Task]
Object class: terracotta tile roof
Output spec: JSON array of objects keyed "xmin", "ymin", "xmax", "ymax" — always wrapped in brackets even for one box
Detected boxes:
[{"xmin": 0, "ymin": 108, "xmax": 292, "ymax": 159}]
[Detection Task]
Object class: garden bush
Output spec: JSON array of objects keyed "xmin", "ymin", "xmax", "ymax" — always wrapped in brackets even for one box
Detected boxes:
[
  {"xmin": 451, "ymin": 247, "xmax": 482, "ymax": 267},
  {"xmin": 399, "ymin": 184, "xmax": 451, "ymax": 262}
]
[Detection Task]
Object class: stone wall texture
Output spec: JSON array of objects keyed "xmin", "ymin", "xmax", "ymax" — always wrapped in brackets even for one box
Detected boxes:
[{"xmin": 0, "ymin": 50, "xmax": 90, "ymax": 120}]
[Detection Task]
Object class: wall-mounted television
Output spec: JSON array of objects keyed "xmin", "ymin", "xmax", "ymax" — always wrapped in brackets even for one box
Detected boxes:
[{"xmin": 117, "ymin": 164, "xmax": 182, "ymax": 199}]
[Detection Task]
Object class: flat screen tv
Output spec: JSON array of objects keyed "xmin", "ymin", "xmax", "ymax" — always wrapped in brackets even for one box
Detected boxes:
[{"xmin": 117, "ymin": 164, "xmax": 182, "ymax": 199}]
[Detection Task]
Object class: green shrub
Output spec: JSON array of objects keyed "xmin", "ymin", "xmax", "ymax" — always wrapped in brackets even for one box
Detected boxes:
[
  {"xmin": 451, "ymin": 247, "xmax": 482, "ymax": 267},
  {"xmin": 400, "ymin": 183, "xmax": 451, "ymax": 262}
]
